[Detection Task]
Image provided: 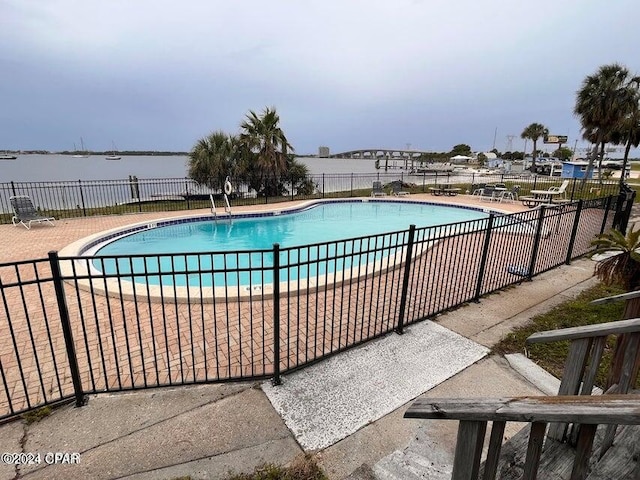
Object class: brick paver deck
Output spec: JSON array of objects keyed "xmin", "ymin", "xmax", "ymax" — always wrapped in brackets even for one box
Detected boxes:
[{"xmin": 0, "ymin": 196, "xmax": 609, "ymax": 418}]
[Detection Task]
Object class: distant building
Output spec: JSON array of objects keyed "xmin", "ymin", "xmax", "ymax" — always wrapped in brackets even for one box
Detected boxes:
[
  {"xmin": 487, "ymin": 158, "xmax": 508, "ymax": 170},
  {"xmin": 450, "ymin": 154, "xmax": 474, "ymax": 164},
  {"xmin": 318, "ymin": 146, "xmax": 330, "ymax": 158},
  {"xmin": 562, "ymin": 161, "xmax": 594, "ymax": 179}
]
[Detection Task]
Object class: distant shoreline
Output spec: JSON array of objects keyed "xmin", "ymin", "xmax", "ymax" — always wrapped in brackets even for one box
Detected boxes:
[
  {"xmin": 1, "ymin": 151, "xmax": 322, "ymax": 157},
  {"xmin": 4, "ymin": 151, "xmax": 189, "ymax": 156}
]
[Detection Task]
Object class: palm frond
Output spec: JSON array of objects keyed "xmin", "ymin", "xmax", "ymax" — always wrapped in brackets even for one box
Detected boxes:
[{"xmin": 592, "ymin": 226, "xmax": 640, "ymax": 289}]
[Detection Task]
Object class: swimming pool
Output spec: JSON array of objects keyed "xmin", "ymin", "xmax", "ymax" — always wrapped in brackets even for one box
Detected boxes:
[{"xmin": 85, "ymin": 200, "xmax": 490, "ymax": 290}]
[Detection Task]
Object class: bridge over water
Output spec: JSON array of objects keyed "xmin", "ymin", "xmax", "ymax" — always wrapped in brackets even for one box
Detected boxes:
[{"xmin": 328, "ymin": 148, "xmax": 429, "ymax": 159}]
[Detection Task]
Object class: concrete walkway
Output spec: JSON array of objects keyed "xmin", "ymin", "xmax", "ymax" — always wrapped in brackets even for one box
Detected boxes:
[{"xmin": 0, "ymin": 254, "xmax": 598, "ymax": 480}]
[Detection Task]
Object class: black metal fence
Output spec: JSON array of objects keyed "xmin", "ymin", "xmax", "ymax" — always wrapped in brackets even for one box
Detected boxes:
[
  {"xmin": 0, "ymin": 173, "xmax": 621, "ymax": 222},
  {"xmin": 0, "ymin": 195, "xmax": 624, "ymax": 420}
]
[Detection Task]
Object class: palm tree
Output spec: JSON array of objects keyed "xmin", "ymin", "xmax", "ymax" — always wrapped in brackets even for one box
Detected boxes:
[
  {"xmin": 188, "ymin": 131, "xmax": 238, "ymax": 190},
  {"xmin": 520, "ymin": 123, "xmax": 548, "ymax": 171},
  {"xmin": 610, "ymin": 79, "xmax": 640, "ymax": 186},
  {"xmin": 591, "ymin": 226, "xmax": 640, "ymax": 388},
  {"xmin": 574, "ymin": 64, "xmax": 638, "ymax": 185},
  {"xmin": 239, "ymin": 107, "xmax": 293, "ymax": 180}
]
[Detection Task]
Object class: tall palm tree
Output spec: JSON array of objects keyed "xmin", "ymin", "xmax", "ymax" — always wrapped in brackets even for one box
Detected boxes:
[
  {"xmin": 574, "ymin": 64, "xmax": 637, "ymax": 185},
  {"xmin": 239, "ymin": 107, "xmax": 293, "ymax": 179},
  {"xmin": 610, "ymin": 78, "xmax": 640, "ymax": 186},
  {"xmin": 188, "ymin": 131, "xmax": 238, "ymax": 190},
  {"xmin": 520, "ymin": 123, "xmax": 549, "ymax": 171}
]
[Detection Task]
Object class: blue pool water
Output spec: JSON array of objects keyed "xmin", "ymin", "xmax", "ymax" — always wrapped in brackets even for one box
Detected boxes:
[{"xmin": 92, "ymin": 201, "xmax": 488, "ymax": 288}]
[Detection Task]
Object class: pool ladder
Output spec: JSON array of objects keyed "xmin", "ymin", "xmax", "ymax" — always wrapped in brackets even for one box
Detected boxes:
[{"xmin": 210, "ymin": 194, "xmax": 231, "ymax": 220}]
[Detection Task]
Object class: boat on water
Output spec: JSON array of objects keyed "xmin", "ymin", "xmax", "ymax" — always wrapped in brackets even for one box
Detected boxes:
[
  {"xmin": 0, "ymin": 153, "xmax": 17, "ymax": 160},
  {"xmin": 72, "ymin": 137, "xmax": 91, "ymax": 158},
  {"xmin": 105, "ymin": 141, "xmax": 121, "ymax": 160}
]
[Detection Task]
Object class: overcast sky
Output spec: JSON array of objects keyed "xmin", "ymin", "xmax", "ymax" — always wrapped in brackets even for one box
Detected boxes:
[{"xmin": 3, "ymin": 0, "xmax": 640, "ymax": 156}]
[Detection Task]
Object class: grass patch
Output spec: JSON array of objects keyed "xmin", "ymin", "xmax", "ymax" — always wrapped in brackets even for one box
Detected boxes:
[
  {"xmin": 492, "ymin": 282, "xmax": 626, "ymax": 387},
  {"xmin": 21, "ymin": 406, "xmax": 52, "ymax": 425},
  {"xmin": 226, "ymin": 455, "xmax": 327, "ymax": 480}
]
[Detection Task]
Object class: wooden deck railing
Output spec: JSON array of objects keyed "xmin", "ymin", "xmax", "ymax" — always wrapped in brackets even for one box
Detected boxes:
[
  {"xmin": 404, "ymin": 395, "xmax": 640, "ymax": 480},
  {"xmin": 527, "ymin": 316, "xmax": 640, "ymax": 452},
  {"xmin": 405, "ymin": 316, "xmax": 640, "ymax": 480}
]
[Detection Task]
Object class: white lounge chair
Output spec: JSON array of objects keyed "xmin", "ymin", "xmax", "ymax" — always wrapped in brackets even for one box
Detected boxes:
[{"xmin": 547, "ymin": 179, "xmax": 570, "ymax": 199}]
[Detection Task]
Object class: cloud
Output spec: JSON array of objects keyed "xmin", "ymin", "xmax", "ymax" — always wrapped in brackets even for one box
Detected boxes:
[{"xmin": 2, "ymin": 0, "xmax": 640, "ymax": 154}]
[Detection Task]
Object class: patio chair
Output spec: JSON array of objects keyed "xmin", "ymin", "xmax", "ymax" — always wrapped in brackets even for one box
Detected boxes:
[
  {"xmin": 371, "ymin": 181, "xmax": 387, "ymax": 197},
  {"xmin": 479, "ymin": 186, "xmax": 499, "ymax": 202},
  {"xmin": 500, "ymin": 185, "xmax": 520, "ymax": 203},
  {"xmin": 10, "ymin": 195, "xmax": 55, "ymax": 229},
  {"xmin": 471, "ymin": 183, "xmax": 486, "ymax": 196},
  {"xmin": 391, "ymin": 181, "xmax": 410, "ymax": 196},
  {"xmin": 547, "ymin": 179, "xmax": 570, "ymax": 199}
]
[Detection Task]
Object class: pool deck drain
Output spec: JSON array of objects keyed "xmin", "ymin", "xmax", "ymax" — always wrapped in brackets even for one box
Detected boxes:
[{"xmin": 262, "ymin": 320, "xmax": 489, "ymax": 451}]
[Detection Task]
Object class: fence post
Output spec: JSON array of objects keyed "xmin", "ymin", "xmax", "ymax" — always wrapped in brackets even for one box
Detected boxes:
[
  {"xmin": 10, "ymin": 181, "xmax": 16, "ymax": 196},
  {"xmin": 570, "ymin": 178, "xmax": 577, "ymax": 201},
  {"xmin": 396, "ymin": 225, "xmax": 416, "ymax": 334},
  {"xmin": 272, "ymin": 243, "xmax": 282, "ymax": 385},
  {"xmin": 322, "ymin": 174, "xmax": 325, "ymax": 199},
  {"xmin": 350, "ymin": 173, "xmax": 354, "ymax": 197},
  {"xmin": 565, "ymin": 200, "xmax": 583, "ymax": 265},
  {"xmin": 78, "ymin": 180, "xmax": 87, "ymax": 216},
  {"xmin": 620, "ymin": 189, "xmax": 636, "ymax": 234},
  {"xmin": 527, "ymin": 206, "xmax": 546, "ymax": 281},
  {"xmin": 48, "ymin": 251, "xmax": 85, "ymax": 407},
  {"xmin": 290, "ymin": 174, "xmax": 294, "ymax": 201},
  {"xmin": 474, "ymin": 214, "xmax": 495, "ymax": 301},
  {"xmin": 600, "ymin": 196, "xmax": 613, "ymax": 234},
  {"xmin": 184, "ymin": 178, "xmax": 191, "ymax": 210},
  {"xmin": 422, "ymin": 174, "xmax": 426, "ymax": 193}
]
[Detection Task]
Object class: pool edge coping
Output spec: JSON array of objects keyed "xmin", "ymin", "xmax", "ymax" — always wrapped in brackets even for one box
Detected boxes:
[{"xmin": 57, "ymin": 197, "xmax": 512, "ymax": 303}]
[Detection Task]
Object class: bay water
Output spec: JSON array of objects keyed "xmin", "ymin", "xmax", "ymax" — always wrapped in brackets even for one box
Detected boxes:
[
  {"xmin": 1, "ymin": 155, "xmax": 430, "ymax": 213},
  {"xmin": 0, "ymin": 154, "xmax": 382, "ymax": 183}
]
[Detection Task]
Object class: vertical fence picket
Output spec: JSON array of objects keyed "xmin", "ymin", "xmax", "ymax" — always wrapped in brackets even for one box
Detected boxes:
[
  {"xmin": 396, "ymin": 225, "xmax": 416, "ymax": 334},
  {"xmin": 565, "ymin": 200, "xmax": 583, "ymax": 265},
  {"xmin": 474, "ymin": 214, "xmax": 495, "ymax": 301},
  {"xmin": 272, "ymin": 243, "xmax": 281, "ymax": 385},
  {"xmin": 600, "ymin": 196, "xmax": 613, "ymax": 234},
  {"xmin": 48, "ymin": 251, "xmax": 85, "ymax": 408},
  {"xmin": 527, "ymin": 207, "xmax": 547, "ymax": 281}
]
